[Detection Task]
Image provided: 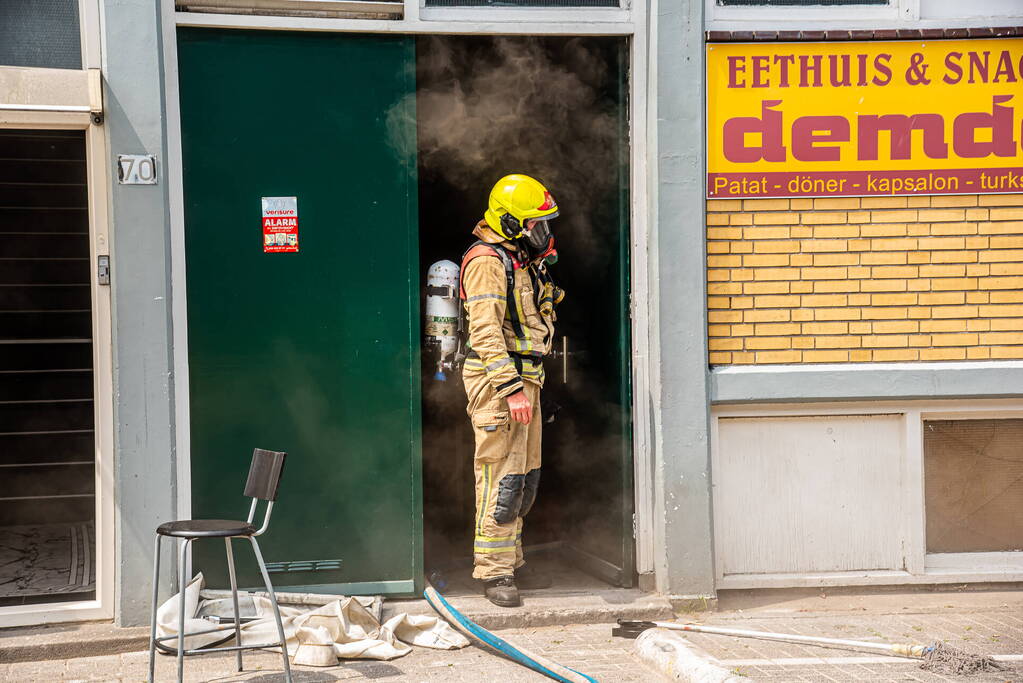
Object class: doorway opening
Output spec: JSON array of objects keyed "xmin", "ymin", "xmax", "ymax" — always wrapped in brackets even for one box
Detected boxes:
[
  {"xmin": 417, "ymin": 35, "xmax": 634, "ymax": 595},
  {"xmin": 0, "ymin": 129, "xmax": 97, "ymax": 607}
]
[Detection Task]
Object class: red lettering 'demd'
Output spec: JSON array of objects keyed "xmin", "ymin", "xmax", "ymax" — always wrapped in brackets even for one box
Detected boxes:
[{"xmin": 722, "ymin": 95, "xmax": 1022, "ymax": 163}]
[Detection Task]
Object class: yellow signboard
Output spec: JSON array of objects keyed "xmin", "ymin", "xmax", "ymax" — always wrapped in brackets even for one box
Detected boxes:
[{"xmin": 707, "ymin": 39, "xmax": 1023, "ymax": 198}]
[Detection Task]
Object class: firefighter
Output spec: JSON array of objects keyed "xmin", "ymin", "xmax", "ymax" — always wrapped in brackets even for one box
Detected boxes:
[{"xmin": 459, "ymin": 174, "xmax": 564, "ymax": 607}]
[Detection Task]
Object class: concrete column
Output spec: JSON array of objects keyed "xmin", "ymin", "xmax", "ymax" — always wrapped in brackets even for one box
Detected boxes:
[
  {"xmin": 650, "ymin": 0, "xmax": 715, "ymax": 598},
  {"xmin": 101, "ymin": 0, "xmax": 178, "ymax": 626}
]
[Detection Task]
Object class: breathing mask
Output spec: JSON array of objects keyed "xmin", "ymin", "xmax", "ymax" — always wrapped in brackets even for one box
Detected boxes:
[
  {"xmin": 523, "ymin": 219, "xmax": 552, "ymax": 250},
  {"xmin": 520, "ymin": 220, "xmax": 558, "ymax": 265}
]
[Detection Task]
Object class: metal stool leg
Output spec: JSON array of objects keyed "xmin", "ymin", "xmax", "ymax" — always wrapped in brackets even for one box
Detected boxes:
[
  {"xmin": 249, "ymin": 537, "xmax": 292, "ymax": 683},
  {"xmin": 176, "ymin": 538, "xmax": 191, "ymax": 683},
  {"xmin": 148, "ymin": 534, "xmax": 162, "ymax": 683},
  {"xmin": 225, "ymin": 537, "xmax": 243, "ymax": 672}
]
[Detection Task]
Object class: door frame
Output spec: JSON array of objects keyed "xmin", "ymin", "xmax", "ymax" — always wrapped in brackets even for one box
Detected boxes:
[
  {"xmin": 0, "ymin": 72, "xmax": 115, "ymax": 626},
  {"xmin": 161, "ymin": 0, "xmax": 652, "ymax": 583}
]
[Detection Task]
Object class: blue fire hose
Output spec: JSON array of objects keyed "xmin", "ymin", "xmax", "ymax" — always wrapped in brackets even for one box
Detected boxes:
[{"xmin": 424, "ymin": 586, "xmax": 598, "ymax": 683}]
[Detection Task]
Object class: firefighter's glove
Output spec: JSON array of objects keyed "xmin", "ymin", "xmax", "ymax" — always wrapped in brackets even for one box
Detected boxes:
[{"xmin": 506, "ymin": 390, "xmax": 533, "ymax": 425}]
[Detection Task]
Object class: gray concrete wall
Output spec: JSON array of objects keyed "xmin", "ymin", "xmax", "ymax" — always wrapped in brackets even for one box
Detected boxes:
[
  {"xmin": 650, "ymin": 0, "xmax": 716, "ymax": 597},
  {"xmin": 712, "ymin": 361, "xmax": 1023, "ymax": 404},
  {"xmin": 101, "ymin": 0, "xmax": 178, "ymax": 626}
]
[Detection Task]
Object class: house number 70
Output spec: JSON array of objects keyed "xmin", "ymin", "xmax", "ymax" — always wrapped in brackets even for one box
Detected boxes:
[{"xmin": 117, "ymin": 154, "xmax": 158, "ymax": 185}]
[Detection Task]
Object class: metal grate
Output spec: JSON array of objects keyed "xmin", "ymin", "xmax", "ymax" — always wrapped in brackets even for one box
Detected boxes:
[
  {"xmin": 265, "ymin": 559, "xmax": 343, "ymax": 573},
  {"xmin": 719, "ymin": 0, "xmax": 888, "ymax": 5},
  {"xmin": 427, "ymin": 0, "xmax": 619, "ymax": 6},
  {"xmin": 0, "ymin": 0, "xmax": 82, "ymax": 70}
]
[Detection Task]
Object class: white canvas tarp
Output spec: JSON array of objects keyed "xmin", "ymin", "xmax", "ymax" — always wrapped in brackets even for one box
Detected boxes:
[{"xmin": 155, "ymin": 573, "xmax": 468, "ymax": 666}]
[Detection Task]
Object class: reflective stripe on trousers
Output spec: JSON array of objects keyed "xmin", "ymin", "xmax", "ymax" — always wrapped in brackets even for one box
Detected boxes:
[{"xmin": 463, "ymin": 372, "xmax": 542, "ymax": 580}]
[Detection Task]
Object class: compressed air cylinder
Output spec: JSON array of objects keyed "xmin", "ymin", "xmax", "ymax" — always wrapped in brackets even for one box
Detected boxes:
[{"xmin": 425, "ymin": 260, "xmax": 460, "ymax": 380}]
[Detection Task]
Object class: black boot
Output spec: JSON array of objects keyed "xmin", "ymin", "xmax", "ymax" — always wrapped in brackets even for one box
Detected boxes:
[
  {"xmin": 515, "ymin": 563, "xmax": 553, "ymax": 590},
  {"xmin": 482, "ymin": 576, "xmax": 521, "ymax": 607}
]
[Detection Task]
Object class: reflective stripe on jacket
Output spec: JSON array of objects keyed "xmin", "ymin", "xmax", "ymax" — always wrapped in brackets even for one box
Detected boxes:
[{"xmin": 461, "ymin": 227, "xmax": 558, "ymax": 398}]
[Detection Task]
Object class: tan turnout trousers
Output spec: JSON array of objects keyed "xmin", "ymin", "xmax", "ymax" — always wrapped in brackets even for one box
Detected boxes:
[
  {"xmin": 463, "ymin": 375, "xmax": 542, "ymax": 579},
  {"xmin": 460, "ymin": 222, "xmax": 560, "ymax": 580}
]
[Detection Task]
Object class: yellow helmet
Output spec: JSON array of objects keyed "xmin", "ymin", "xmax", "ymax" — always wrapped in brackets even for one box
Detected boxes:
[{"xmin": 484, "ymin": 174, "xmax": 559, "ymax": 241}]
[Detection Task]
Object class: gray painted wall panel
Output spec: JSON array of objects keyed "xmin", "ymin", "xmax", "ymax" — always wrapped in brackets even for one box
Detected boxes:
[
  {"xmin": 712, "ymin": 362, "xmax": 1023, "ymax": 404},
  {"xmin": 715, "ymin": 415, "xmax": 904, "ymax": 575},
  {"xmin": 102, "ymin": 0, "xmax": 178, "ymax": 626},
  {"xmin": 653, "ymin": 0, "xmax": 716, "ymax": 596}
]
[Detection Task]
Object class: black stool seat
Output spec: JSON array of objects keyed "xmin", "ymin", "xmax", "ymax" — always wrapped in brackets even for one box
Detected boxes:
[{"xmin": 157, "ymin": 519, "xmax": 257, "ymax": 538}]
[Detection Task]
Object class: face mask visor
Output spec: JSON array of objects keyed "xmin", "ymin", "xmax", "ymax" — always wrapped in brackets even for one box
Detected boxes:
[{"xmin": 523, "ymin": 216, "xmax": 554, "ymax": 250}]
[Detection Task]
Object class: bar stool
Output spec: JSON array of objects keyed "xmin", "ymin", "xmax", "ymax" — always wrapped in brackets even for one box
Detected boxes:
[{"xmin": 148, "ymin": 448, "xmax": 293, "ymax": 683}]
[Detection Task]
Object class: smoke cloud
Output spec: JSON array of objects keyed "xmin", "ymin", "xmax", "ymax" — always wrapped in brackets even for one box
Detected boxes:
[
  {"xmin": 410, "ymin": 36, "xmax": 619, "ymax": 186},
  {"xmin": 389, "ymin": 36, "xmax": 625, "ymax": 266},
  {"xmin": 407, "ymin": 36, "xmax": 632, "ymax": 583}
]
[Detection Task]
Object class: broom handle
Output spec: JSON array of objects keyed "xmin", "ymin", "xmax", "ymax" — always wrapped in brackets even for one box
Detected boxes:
[{"xmin": 651, "ymin": 622, "xmax": 929, "ymax": 658}]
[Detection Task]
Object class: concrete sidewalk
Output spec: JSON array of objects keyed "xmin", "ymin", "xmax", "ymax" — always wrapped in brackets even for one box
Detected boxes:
[
  {"xmin": 1, "ymin": 622, "xmax": 652, "ymax": 682},
  {"xmin": 0, "ymin": 583, "xmax": 673, "ymax": 664},
  {"xmin": 0, "ymin": 584, "xmax": 672, "ymax": 681},
  {"xmin": 3, "ymin": 587, "xmax": 1022, "ymax": 682}
]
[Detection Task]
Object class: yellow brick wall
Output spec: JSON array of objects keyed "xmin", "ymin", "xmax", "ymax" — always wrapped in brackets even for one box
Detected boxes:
[{"xmin": 706, "ymin": 194, "xmax": 1023, "ymax": 365}]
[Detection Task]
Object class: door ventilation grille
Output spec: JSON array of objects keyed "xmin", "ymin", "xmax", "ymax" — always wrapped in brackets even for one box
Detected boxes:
[{"xmin": 265, "ymin": 559, "xmax": 343, "ymax": 574}]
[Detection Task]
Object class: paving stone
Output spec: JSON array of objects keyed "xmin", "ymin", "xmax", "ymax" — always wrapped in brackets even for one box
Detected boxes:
[
  {"xmin": 5, "ymin": 622, "xmax": 654, "ymax": 682},
  {"xmin": 9, "ymin": 591, "xmax": 1023, "ymax": 681},
  {"xmin": 684, "ymin": 592, "xmax": 1023, "ymax": 683}
]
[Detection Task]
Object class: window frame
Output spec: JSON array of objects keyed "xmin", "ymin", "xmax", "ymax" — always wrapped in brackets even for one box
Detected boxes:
[
  {"xmin": 0, "ymin": 80, "xmax": 115, "ymax": 628},
  {"xmin": 0, "ymin": 0, "xmax": 111, "ymax": 629},
  {"xmin": 707, "ymin": 0, "xmax": 907, "ymax": 29},
  {"xmin": 921, "ymin": 0, "xmax": 1023, "ymax": 20},
  {"xmin": 421, "ymin": 0, "xmax": 622, "ymax": 10},
  {"xmin": 716, "ymin": 0, "xmax": 890, "ymax": 6},
  {"xmin": 174, "ymin": 0, "xmax": 630, "ymax": 22},
  {"xmin": 706, "ymin": 0, "xmax": 1023, "ymax": 31},
  {"xmin": 418, "ymin": 4, "xmax": 630, "ymax": 22}
]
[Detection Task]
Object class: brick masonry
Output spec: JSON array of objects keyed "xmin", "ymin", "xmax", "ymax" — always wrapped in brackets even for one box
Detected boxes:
[{"xmin": 706, "ymin": 194, "xmax": 1023, "ymax": 365}]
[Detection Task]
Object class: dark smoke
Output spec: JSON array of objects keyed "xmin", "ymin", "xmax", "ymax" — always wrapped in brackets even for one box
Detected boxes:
[
  {"xmin": 408, "ymin": 37, "xmax": 619, "ymax": 186},
  {"xmin": 389, "ymin": 36, "xmax": 625, "ymax": 263},
  {"xmin": 406, "ymin": 36, "xmax": 632, "ymax": 583}
]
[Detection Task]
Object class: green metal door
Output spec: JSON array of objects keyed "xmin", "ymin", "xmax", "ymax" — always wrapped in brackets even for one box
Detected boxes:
[{"xmin": 177, "ymin": 28, "xmax": 420, "ymax": 595}]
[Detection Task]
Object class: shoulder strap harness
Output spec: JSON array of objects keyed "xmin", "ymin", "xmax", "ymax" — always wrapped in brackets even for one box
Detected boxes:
[
  {"xmin": 458, "ymin": 241, "xmax": 530, "ymax": 362},
  {"xmin": 458, "ymin": 240, "xmax": 518, "ymax": 301}
]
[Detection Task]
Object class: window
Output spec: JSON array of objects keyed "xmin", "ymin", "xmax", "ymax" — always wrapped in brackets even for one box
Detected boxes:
[
  {"xmin": 920, "ymin": 0, "xmax": 1022, "ymax": 19},
  {"xmin": 717, "ymin": 1, "xmax": 888, "ymax": 5},
  {"xmin": 425, "ymin": 0, "xmax": 618, "ymax": 6},
  {"xmin": 924, "ymin": 419, "xmax": 1023, "ymax": 554},
  {"xmin": 0, "ymin": 0, "xmax": 82, "ymax": 70}
]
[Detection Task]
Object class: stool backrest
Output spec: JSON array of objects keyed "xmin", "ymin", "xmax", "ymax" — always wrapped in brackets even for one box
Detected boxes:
[{"xmin": 244, "ymin": 448, "xmax": 287, "ymax": 501}]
